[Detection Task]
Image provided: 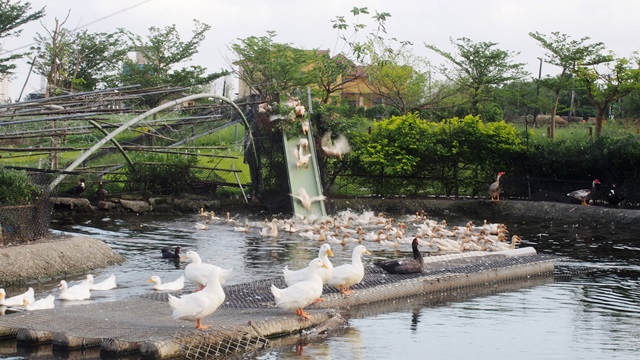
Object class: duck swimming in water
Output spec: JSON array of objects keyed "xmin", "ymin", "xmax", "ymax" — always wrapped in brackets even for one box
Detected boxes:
[{"xmin": 162, "ymin": 246, "xmax": 181, "ymax": 259}]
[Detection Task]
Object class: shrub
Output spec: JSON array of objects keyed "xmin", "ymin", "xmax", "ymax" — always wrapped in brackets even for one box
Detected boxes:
[
  {"xmin": 0, "ymin": 168, "xmax": 43, "ymax": 206},
  {"xmin": 124, "ymin": 153, "xmax": 198, "ymax": 195}
]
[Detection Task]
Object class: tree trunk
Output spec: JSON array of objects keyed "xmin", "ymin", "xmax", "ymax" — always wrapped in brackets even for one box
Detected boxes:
[
  {"xmin": 550, "ymin": 88, "xmax": 561, "ymax": 140},
  {"xmin": 595, "ymin": 106, "xmax": 607, "ymax": 139}
]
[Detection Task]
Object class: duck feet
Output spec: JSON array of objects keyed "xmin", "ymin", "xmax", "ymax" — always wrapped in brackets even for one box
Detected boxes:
[
  {"xmin": 295, "ymin": 308, "xmax": 311, "ymax": 320},
  {"xmin": 196, "ymin": 319, "xmax": 211, "ymax": 330}
]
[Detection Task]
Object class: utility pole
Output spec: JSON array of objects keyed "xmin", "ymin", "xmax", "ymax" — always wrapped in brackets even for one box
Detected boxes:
[{"xmin": 530, "ymin": 57, "xmax": 543, "ymax": 148}]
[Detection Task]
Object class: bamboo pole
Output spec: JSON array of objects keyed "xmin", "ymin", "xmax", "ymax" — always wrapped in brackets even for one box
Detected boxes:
[{"xmin": 49, "ymin": 93, "xmax": 257, "ymax": 192}]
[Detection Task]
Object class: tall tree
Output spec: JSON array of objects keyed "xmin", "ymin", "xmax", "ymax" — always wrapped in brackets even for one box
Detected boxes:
[
  {"xmin": 0, "ymin": 0, "xmax": 45, "ymax": 75},
  {"xmin": 32, "ymin": 23, "xmax": 128, "ymax": 94},
  {"xmin": 306, "ymin": 50, "xmax": 359, "ymax": 105},
  {"xmin": 425, "ymin": 37, "xmax": 528, "ymax": 117},
  {"xmin": 576, "ymin": 56, "xmax": 640, "ymax": 138},
  {"xmin": 229, "ymin": 31, "xmax": 311, "ymax": 99},
  {"xmin": 115, "ymin": 20, "xmax": 228, "ymax": 108},
  {"xmin": 366, "ymin": 59, "xmax": 429, "ymax": 114},
  {"xmin": 529, "ymin": 31, "xmax": 612, "ymax": 139}
]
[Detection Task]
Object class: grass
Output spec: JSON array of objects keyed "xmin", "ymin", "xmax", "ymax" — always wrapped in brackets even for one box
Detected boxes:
[{"xmin": 513, "ymin": 118, "xmax": 640, "ymax": 144}]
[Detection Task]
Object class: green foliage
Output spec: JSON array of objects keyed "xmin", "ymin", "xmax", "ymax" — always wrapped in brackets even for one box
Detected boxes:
[
  {"xmin": 114, "ymin": 20, "xmax": 228, "ymax": 108},
  {"xmin": 0, "ymin": 168, "xmax": 43, "ymax": 205},
  {"xmin": 124, "ymin": 153, "xmax": 197, "ymax": 195},
  {"xmin": 425, "ymin": 37, "xmax": 528, "ymax": 116},
  {"xmin": 32, "ymin": 29, "xmax": 128, "ymax": 92},
  {"xmin": 576, "ymin": 56, "xmax": 640, "ymax": 138},
  {"xmin": 229, "ymin": 31, "xmax": 311, "ymax": 97},
  {"xmin": 349, "ymin": 113, "xmax": 524, "ymax": 196},
  {"xmin": 0, "ymin": 0, "xmax": 45, "ymax": 75}
]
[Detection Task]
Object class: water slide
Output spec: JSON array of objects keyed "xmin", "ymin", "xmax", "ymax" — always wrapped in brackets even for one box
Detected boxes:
[{"xmin": 282, "ymin": 118, "xmax": 327, "ymax": 217}]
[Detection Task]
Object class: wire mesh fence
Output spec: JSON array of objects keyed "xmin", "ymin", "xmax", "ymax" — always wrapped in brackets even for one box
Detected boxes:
[{"xmin": 328, "ymin": 173, "xmax": 640, "ymax": 209}]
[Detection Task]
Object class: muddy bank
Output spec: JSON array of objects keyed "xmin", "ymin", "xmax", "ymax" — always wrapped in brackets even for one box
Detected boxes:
[{"xmin": 0, "ymin": 235, "xmax": 124, "ymax": 286}]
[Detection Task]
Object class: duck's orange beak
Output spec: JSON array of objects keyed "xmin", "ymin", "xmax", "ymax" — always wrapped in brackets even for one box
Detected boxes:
[
  {"xmin": 364, "ymin": 249, "xmax": 372, "ymax": 255},
  {"xmin": 327, "ymin": 249, "xmax": 334, "ymax": 257}
]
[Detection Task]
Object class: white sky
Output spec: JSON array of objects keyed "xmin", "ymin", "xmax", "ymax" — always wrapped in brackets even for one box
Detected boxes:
[{"xmin": 2, "ymin": 0, "xmax": 639, "ymax": 101}]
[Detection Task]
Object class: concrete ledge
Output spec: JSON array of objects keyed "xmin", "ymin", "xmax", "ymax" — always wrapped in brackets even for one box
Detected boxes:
[{"xmin": 0, "ymin": 235, "xmax": 124, "ymax": 285}]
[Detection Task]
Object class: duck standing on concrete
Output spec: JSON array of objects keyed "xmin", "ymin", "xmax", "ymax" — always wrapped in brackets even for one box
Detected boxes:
[
  {"xmin": 168, "ymin": 268, "xmax": 226, "ymax": 330},
  {"xmin": 328, "ymin": 245, "xmax": 371, "ymax": 295},
  {"xmin": 567, "ymin": 179, "xmax": 600, "ymax": 206},
  {"xmin": 65, "ymin": 178, "xmax": 86, "ymax": 197},
  {"xmin": 271, "ymin": 258, "xmax": 328, "ymax": 320},
  {"xmin": 488, "ymin": 172, "xmax": 505, "ymax": 201}
]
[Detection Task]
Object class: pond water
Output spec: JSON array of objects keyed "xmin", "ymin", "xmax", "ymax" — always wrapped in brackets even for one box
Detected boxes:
[{"xmin": 1, "ymin": 208, "xmax": 640, "ymax": 359}]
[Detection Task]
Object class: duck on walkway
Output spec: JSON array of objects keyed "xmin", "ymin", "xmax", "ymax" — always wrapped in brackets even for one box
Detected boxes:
[
  {"xmin": 272, "ymin": 258, "xmax": 328, "ymax": 320},
  {"xmin": 328, "ymin": 245, "xmax": 371, "ymax": 295},
  {"xmin": 375, "ymin": 237, "xmax": 424, "ymax": 274},
  {"xmin": 182, "ymin": 250, "xmax": 232, "ymax": 290},
  {"xmin": 168, "ymin": 268, "xmax": 226, "ymax": 330}
]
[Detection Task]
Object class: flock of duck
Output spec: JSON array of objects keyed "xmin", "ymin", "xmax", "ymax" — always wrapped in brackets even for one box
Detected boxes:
[
  {"xmin": 1, "ymin": 208, "xmax": 520, "ymax": 331},
  {"xmin": 164, "ymin": 207, "xmax": 520, "ymax": 329},
  {"xmin": 198, "ymin": 208, "xmax": 521, "ymax": 254}
]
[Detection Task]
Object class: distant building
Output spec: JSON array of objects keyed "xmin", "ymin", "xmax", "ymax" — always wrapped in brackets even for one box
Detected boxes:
[{"xmin": 235, "ymin": 50, "xmax": 377, "ymax": 109}]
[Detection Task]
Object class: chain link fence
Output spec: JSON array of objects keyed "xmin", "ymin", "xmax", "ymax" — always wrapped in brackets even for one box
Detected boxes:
[{"xmin": 328, "ymin": 173, "xmax": 639, "ymax": 209}]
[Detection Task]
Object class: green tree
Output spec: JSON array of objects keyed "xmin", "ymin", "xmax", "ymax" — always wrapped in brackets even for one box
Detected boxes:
[
  {"xmin": 529, "ymin": 31, "xmax": 612, "ymax": 139},
  {"xmin": 425, "ymin": 37, "xmax": 528, "ymax": 117},
  {"xmin": 229, "ymin": 31, "xmax": 311, "ymax": 98},
  {"xmin": 576, "ymin": 56, "xmax": 640, "ymax": 138},
  {"xmin": 0, "ymin": 0, "xmax": 45, "ymax": 75},
  {"xmin": 115, "ymin": 20, "xmax": 228, "ymax": 108},
  {"xmin": 365, "ymin": 51, "xmax": 429, "ymax": 114},
  {"xmin": 306, "ymin": 51, "xmax": 359, "ymax": 105},
  {"xmin": 32, "ymin": 27, "xmax": 128, "ymax": 93}
]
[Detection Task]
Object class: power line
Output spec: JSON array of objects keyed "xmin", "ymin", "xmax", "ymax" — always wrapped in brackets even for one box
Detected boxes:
[{"xmin": 1, "ymin": 0, "xmax": 154, "ymax": 55}]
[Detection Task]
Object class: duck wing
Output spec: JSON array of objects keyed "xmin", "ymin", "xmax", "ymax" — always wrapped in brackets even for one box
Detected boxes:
[{"xmin": 375, "ymin": 258, "xmax": 422, "ymax": 274}]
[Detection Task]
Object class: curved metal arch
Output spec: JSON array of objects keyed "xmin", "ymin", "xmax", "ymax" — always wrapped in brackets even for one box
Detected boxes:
[{"xmin": 49, "ymin": 93, "xmax": 257, "ymax": 192}]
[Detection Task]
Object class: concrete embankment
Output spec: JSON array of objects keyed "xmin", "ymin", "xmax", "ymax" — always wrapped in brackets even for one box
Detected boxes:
[{"xmin": 0, "ymin": 235, "xmax": 124, "ymax": 285}]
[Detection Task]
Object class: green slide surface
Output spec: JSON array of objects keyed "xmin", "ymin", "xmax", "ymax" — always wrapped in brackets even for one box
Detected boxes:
[{"xmin": 282, "ymin": 119, "xmax": 327, "ymax": 217}]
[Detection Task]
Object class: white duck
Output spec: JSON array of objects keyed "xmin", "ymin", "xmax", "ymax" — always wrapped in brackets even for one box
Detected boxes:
[
  {"xmin": 87, "ymin": 274, "xmax": 117, "ymax": 291},
  {"xmin": 58, "ymin": 280, "xmax": 91, "ymax": 301},
  {"xmin": 290, "ymin": 187, "xmax": 326, "ymax": 211},
  {"xmin": 321, "ymin": 132, "xmax": 351, "ymax": 159},
  {"xmin": 168, "ymin": 268, "xmax": 226, "ymax": 330},
  {"xmin": 148, "ymin": 275, "xmax": 185, "ymax": 291},
  {"xmin": 182, "ymin": 251, "xmax": 232, "ymax": 291},
  {"xmin": 328, "ymin": 245, "xmax": 371, "ymax": 295},
  {"xmin": 24, "ymin": 294, "xmax": 55, "ymax": 311},
  {"xmin": 271, "ymin": 258, "xmax": 328, "ymax": 320},
  {"xmin": 283, "ymin": 243, "xmax": 334, "ymax": 286},
  {"xmin": 0, "ymin": 287, "xmax": 35, "ymax": 307},
  {"xmin": 293, "ymin": 144, "xmax": 312, "ymax": 169}
]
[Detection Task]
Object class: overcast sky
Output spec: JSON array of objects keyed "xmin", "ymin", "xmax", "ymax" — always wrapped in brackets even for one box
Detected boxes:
[{"xmin": 2, "ymin": 0, "xmax": 639, "ymax": 101}]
